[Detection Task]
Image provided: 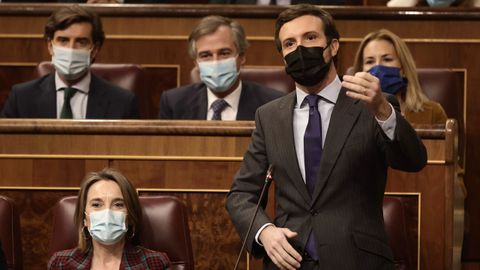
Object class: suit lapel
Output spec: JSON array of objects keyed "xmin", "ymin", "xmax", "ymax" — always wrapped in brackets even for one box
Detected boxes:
[
  {"xmin": 237, "ymin": 82, "xmax": 255, "ymax": 120},
  {"xmin": 185, "ymin": 86, "xmax": 208, "ymax": 119},
  {"xmin": 312, "ymin": 88, "xmax": 361, "ymax": 203},
  {"xmin": 277, "ymin": 92, "xmax": 311, "ymax": 205},
  {"xmin": 86, "ymin": 75, "xmax": 108, "ymax": 119},
  {"xmin": 37, "ymin": 74, "xmax": 57, "ymax": 118}
]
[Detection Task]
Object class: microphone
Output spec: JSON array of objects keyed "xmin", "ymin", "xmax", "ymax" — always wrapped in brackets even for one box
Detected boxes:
[{"xmin": 233, "ymin": 164, "xmax": 274, "ymax": 270}]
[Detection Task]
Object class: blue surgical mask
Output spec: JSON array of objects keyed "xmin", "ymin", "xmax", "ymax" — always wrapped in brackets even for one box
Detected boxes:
[
  {"xmin": 52, "ymin": 45, "xmax": 91, "ymax": 81},
  {"xmin": 87, "ymin": 209, "xmax": 127, "ymax": 245},
  {"xmin": 198, "ymin": 57, "xmax": 239, "ymax": 93},
  {"xmin": 368, "ymin": 65, "xmax": 408, "ymax": 95}
]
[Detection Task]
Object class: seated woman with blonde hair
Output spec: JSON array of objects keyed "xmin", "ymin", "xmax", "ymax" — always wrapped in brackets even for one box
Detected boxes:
[
  {"xmin": 48, "ymin": 168, "xmax": 170, "ymax": 270},
  {"xmin": 352, "ymin": 28, "xmax": 447, "ymax": 124}
]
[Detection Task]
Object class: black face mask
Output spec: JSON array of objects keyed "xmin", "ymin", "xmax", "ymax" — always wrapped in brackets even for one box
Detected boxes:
[{"xmin": 284, "ymin": 45, "xmax": 332, "ymax": 87}]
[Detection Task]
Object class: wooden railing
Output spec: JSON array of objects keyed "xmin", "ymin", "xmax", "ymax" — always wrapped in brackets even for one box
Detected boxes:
[{"xmin": 0, "ymin": 119, "xmax": 460, "ymax": 269}]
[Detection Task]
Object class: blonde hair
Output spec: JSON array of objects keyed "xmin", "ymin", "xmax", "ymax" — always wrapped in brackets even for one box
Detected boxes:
[
  {"xmin": 352, "ymin": 29, "xmax": 429, "ymax": 113},
  {"xmin": 75, "ymin": 168, "xmax": 141, "ymax": 252}
]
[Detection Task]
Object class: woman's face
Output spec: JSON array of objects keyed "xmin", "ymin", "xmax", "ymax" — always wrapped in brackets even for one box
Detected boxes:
[
  {"xmin": 362, "ymin": 39, "xmax": 402, "ymax": 72},
  {"xmin": 84, "ymin": 180, "xmax": 127, "ymax": 228}
]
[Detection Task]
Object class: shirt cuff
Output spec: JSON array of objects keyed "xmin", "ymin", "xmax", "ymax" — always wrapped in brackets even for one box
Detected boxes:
[
  {"xmin": 255, "ymin": 223, "xmax": 274, "ymax": 246},
  {"xmin": 375, "ymin": 103, "xmax": 397, "ymax": 141}
]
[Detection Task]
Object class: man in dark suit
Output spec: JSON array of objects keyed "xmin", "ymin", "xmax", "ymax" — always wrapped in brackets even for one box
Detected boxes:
[
  {"xmin": 1, "ymin": 5, "xmax": 139, "ymax": 119},
  {"xmin": 226, "ymin": 4, "xmax": 427, "ymax": 270},
  {"xmin": 159, "ymin": 15, "xmax": 283, "ymax": 120}
]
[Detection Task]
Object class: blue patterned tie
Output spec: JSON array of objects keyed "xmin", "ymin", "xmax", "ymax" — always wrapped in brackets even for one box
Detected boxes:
[
  {"xmin": 304, "ymin": 94, "xmax": 322, "ymax": 260},
  {"xmin": 211, "ymin": 99, "xmax": 228, "ymax": 120}
]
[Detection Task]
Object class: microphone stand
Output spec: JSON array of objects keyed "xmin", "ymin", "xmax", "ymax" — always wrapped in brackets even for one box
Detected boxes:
[{"xmin": 233, "ymin": 165, "xmax": 274, "ymax": 270}]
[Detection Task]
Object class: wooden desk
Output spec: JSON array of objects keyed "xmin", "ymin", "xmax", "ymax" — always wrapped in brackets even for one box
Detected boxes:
[{"xmin": 0, "ymin": 119, "xmax": 459, "ymax": 270}]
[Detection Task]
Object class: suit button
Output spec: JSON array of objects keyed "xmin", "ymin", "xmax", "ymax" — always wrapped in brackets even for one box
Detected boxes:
[{"xmin": 310, "ymin": 210, "xmax": 318, "ymax": 216}]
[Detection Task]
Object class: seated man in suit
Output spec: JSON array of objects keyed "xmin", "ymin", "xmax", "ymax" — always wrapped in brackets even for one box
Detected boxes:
[
  {"xmin": 159, "ymin": 15, "xmax": 283, "ymax": 120},
  {"xmin": 1, "ymin": 5, "xmax": 139, "ymax": 119}
]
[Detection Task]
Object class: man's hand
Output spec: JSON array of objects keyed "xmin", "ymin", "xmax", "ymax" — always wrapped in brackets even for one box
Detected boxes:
[
  {"xmin": 342, "ymin": 73, "xmax": 392, "ymax": 120},
  {"xmin": 259, "ymin": 225, "xmax": 302, "ymax": 270}
]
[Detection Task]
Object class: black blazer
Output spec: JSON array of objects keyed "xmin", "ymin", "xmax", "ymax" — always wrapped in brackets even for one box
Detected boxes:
[
  {"xmin": 1, "ymin": 73, "xmax": 140, "ymax": 119},
  {"xmin": 158, "ymin": 80, "xmax": 284, "ymax": 120},
  {"xmin": 226, "ymin": 89, "xmax": 427, "ymax": 269}
]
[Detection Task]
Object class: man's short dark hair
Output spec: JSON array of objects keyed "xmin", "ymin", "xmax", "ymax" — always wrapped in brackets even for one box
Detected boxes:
[
  {"xmin": 274, "ymin": 4, "xmax": 340, "ymax": 52},
  {"xmin": 44, "ymin": 5, "xmax": 105, "ymax": 48}
]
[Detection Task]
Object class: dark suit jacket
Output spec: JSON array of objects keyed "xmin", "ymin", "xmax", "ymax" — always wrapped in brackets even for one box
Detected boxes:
[
  {"xmin": 158, "ymin": 80, "xmax": 284, "ymax": 120},
  {"xmin": 226, "ymin": 89, "xmax": 427, "ymax": 269},
  {"xmin": 1, "ymin": 73, "xmax": 140, "ymax": 119}
]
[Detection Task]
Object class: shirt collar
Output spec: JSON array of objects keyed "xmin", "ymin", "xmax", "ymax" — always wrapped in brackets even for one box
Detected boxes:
[
  {"xmin": 207, "ymin": 80, "xmax": 242, "ymax": 111},
  {"xmin": 295, "ymin": 75, "xmax": 341, "ymax": 108},
  {"xmin": 55, "ymin": 71, "xmax": 91, "ymax": 94}
]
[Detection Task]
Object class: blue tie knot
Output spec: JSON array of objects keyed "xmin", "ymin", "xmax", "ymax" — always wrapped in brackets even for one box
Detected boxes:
[{"xmin": 305, "ymin": 94, "xmax": 320, "ymax": 108}]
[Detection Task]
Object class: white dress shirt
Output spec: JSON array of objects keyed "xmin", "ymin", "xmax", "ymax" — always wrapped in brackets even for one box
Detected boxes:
[
  {"xmin": 255, "ymin": 75, "xmax": 397, "ymax": 244},
  {"xmin": 206, "ymin": 81, "xmax": 242, "ymax": 121},
  {"xmin": 55, "ymin": 72, "xmax": 90, "ymax": 119}
]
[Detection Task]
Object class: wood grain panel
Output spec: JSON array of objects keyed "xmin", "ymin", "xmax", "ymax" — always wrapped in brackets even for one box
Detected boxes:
[
  {"xmin": 112, "ymin": 160, "xmax": 242, "ymax": 190},
  {"xmin": 0, "ymin": 16, "xmax": 47, "ymax": 35},
  {"xmin": 0, "ymin": 134, "xmax": 250, "ymax": 157},
  {"xmin": 0, "ymin": 65, "xmax": 37, "ymax": 111},
  {"xmin": 388, "ymin": 166, "xmax": 446, "ymax": 270},
  {"xmin": 0, "ymin": 38, "xmax": 49, "ymax": 63},
  {"xmin": 0, "ymin": 159, "xmax": 108, "ymax": 187}
]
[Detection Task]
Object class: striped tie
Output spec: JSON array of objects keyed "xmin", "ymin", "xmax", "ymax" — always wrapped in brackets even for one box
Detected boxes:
[{"xmin": 211, "ymin": 99, "xmax": 228, "ymax": 120}]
